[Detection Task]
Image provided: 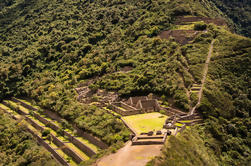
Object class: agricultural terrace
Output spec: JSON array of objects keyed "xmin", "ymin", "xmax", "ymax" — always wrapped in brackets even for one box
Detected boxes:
[{"xmin": 123, "ymin": 112, "xmax": 167, "ymax": 134}]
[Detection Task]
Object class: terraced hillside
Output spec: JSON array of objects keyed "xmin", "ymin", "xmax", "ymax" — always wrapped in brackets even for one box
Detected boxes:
[
  {"xmin": 0, "ymin": 0, "xmax": 250, "ymax": 166},
  {"xmin": 0, "ymin": 98, "xmax": 105, "ymax": 165}
]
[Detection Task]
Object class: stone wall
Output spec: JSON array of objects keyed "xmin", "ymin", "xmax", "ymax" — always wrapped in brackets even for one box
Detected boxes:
[
  {"xmin": 33, "ymin": 112, "xmax": 50, "ymax": 125},
  {"xmin": 132, "ymin": 138, "xmax": 164, "ymax": 145},
  {"xmin": 71, "ymin": 137, "xmax": 96, "ymax": 156},
  {"xmin": 0, "ymin": 106, "xmax": 19, "ymax": 120},
  {"xmin": 44, "ymin": 109, "xmax": 62, "ymax": 122},
  {"xmin": 25, "ymin": 116, "xmax": 44, "ymax": 131},
  {"xmin": 120, "ymin": 102, "xmax": 138, "ymax": 111},
  {"xmin": 121, "ymin": 117, "xmax": 137, "ymax": 136},
  {"xmin": 111, "ymin": 104, "xmax": 141, "ymax": 116},
  {"xmin": 178, "ymin": 125, "xmax": 187, "ymax": 133},
  {"xmin": 127, "ymin": 96, "xmax": 148, "ymax": 106},
  {"xmin": 26, "ymin": 127, "xmax": 69, "ymax": 166},
  {"xmin": 31, "ymin": 114, "xmax": 97, "ymax": 157},
  {"xmin": 75, "ymin": 127, "xmax": 108, "ymax": 149},
  {"xmin": 51, "ymin": 135, "xmax": 83, "ymax": 164},
  {"xmin": 136, "ymin": 99, "xmax": 160, "ymax": 111},
  {"xmin": 11, "ymin": 98, "xmax": 36, "ymax": 111},
  {"xmin": 12, "ymin": 98, "xmax": 108, "ymax": 150},
  {"xmin": 161, "ymin": 106, "xmax": 186, "ymax": 116}
]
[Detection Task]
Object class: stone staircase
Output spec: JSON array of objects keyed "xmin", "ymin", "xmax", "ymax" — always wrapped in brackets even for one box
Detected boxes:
[
  {"xmin": 132, "ymin": 131, "xmax": 169, "ymax": 145},
  {"xmin": 190, "ymin": 84, "xmax": 201, "ymax": 93}
]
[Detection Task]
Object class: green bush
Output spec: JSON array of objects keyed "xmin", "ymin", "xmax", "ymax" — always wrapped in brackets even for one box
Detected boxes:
[
  {"xmin": 42, "ymin": 129, "xmax": 51, "ymax": 137},
  {"xmin": 194, "ymin": 22, "xmax": 207, "ymax": 31}
]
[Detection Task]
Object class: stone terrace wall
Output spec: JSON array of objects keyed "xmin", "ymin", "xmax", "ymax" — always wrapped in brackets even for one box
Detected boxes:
[
  {"xmin": 31, "ymin": 113, "xmax": 97, "ymax": 157},
  {"xmin": 110, "ymin": 104, "xmax": 141, "ymax": 116},
  {"xmin": 132, "ymin": 138, "xmax": 164, "ymax": 145},
  {"xmin": 11, "ymin": 98, "xmax": 36, "ymax": 111},
  {"xmin": 33, "ymin": 112, "xmax": 50, "ymax": 125},
  {"xmin": 71, "ymin": 137, "xmax": 96, "ymax": 156},
  {"xmin": 127, "ymin": 96, "xmax": 148, "ymax": 106},
  {"xmin": 121, "ymin": 117, "xmax": 137, "ymax": 136},
  {"xmin": 178, "ymin": 125, "xmax": 187, "ymax": 133},
  {"xmin": 75, "ymin": 127, "xmax": 108, "ymax": 149},
  {"xmin": 51, "ymin": 134, "xmax": 83, "ymax": 164},
  {"xmin": 12, "ymin": 98, "xmax": 108, "ymax": 150},
  {"xmin": 0, "ymin": 106, "xmax": 19, "ymax": 120},
  {"xmin": 27, "ymin": 128, "xmax": 69, "ymax": 166},
  {"xmin": 176, "ymin": 16, "xmax": 227, "ymax": 26},
  {"xmin": 25, "ymin": 116, "xmax": 44, "ymax": 131},
  {"xmin": 120, "ymin": 102, "xmax": 139, "ymax": 111},
  {"xmin": 159, "ymin": 30, "xmax": 199, "ymax": 45},
  {"xmin": 136, "ymin": 99, "xmax": 160, "ymax": 111}
]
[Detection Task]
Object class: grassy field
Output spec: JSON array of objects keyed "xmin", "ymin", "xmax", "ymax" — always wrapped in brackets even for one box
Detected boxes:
[{"xmin": 123, "ymin": 112, "xmax": 167, "ymax": 134}]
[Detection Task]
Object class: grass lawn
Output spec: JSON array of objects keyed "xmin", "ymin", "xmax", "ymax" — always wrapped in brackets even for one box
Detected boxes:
[{"xmin": 123, "ymin": 112, "xmax": 167, "ymax": 134}]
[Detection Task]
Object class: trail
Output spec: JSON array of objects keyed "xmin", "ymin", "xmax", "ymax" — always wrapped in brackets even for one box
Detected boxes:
[{"xmin": 189, "ymin": 39, "xmax": 215, "ymax": 115}]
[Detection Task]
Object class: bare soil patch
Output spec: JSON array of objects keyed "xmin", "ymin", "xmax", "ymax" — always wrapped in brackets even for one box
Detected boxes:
[{"xmin": 159, "ymin": 30, "xmax": 200, "ymax": 45}]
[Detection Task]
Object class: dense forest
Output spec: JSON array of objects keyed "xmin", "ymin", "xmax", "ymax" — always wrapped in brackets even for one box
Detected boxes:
[
  {"xmin": 0, "ymin": 0, "xmax": 250, "ymax": 166},
  {"xmin": 211, "ymin": 0, "xmax": 251, "ymax": 37}
]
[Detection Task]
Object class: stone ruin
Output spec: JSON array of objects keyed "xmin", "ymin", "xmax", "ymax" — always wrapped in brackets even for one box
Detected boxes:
[
  {"xmin": 163, "ymin": 115, "xmax": 177, "ymax": 129},
  {"xmin": 75, "ymin": 86, "xmax": 118, "ymax": 106},
  {"xmin": 110, "ymin": 96, "xmax": 161, "ymax": 116}
]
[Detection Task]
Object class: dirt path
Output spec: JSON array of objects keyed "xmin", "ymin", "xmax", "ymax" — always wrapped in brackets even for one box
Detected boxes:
[
  {"xmin": 189, "ymin": 39, "xmax": 215, "ymax": 115},
  {"xmin": 97, "ymin": 141, "xmax": 162, "ymax": 166}
]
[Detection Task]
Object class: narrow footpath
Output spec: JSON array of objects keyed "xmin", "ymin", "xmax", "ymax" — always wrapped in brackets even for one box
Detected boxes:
[{"xmin": 189, "ymin": 39, "xmax": 215, "ymax": 115}]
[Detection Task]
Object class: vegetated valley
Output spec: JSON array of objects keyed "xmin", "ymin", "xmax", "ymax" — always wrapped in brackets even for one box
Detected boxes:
[{"xmin": 0, "ymin": 0, "xmax": 250, "ymax": 166}]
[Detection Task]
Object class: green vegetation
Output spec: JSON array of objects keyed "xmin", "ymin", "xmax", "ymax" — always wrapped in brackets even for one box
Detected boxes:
[
  {"xmin": 148, "ymin": 127, "xmax": 218, "ymax": 166},
  {"xmin": 211, "ymin": 0, "xmax": 251, "ymax": 37},
  {"xmin": 151, "ymin": 25, "xmax": 251, "ymax": 166},
  {"xmin": 0, "ymin": 110, "xmax": 56, "ymax": 165},
  {"xmin": 194, "ymin": 22, "xmax": 207, "ymax": 31},
  {"xmin": 0, "ymin": 0, "xmax": 250, "ymax": 165},
  {"xmin": 123, "ymin": 113, "xmax": 167, "ymax": 134},
  {"xmin": 0, "ymin": 0, "xmax": 223, "ymax": 145},
  {"xmin": 197, "ymin": 26, "xmax": 251, "ymax": 165}
]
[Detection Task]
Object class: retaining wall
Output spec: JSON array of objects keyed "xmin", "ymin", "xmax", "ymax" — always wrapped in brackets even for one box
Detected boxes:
[
  {"xmin": 71, "ymin": 137, "xmax": 96, "ymax": 156},
  {"xmin": 120, "ymin": 102, "xmax": 138, "ymax": 111},
  {"xmin": 110, "ymin": 104, "xmax": 141, "ymax": 116},
  {"xmin": 75, "ymin": 127, "xmax": 108, "ymax": 149},
  {"xmin": 161, "ymin": 106, "xmax": 186, "ymax": 116},
  {"xmin": 178, "ymin": 125, "xmax": 187, "ymax": 133},
  {"xmin": 51, "ymin": 135, "xmax": 83, "ymax": 164},
  {"xmin": 0, "ymin": 107, "xmax": 18, "ymax": 120},
  {"xmin": 33, "ymin": 112, "xmax": 51, "ymax": 125},
  {"xmin": 26, "ymin": 127, "xmax": 69, "ymax": 166},
  {"xmin": 12, "ymin": 98, "xmax": 108, "ymax": 150},
  {"xmin": 121, "ymin": 117, "xmax": 137, "ymax": 136},
  {"xmin": 30, "ymin": 114, "xmax": 97, "ymax": 157},
  {"xmin": 11, "ymin": 98, "xmax": 37, "ymax": 111},
  {"xmin": 25, "ymin": 116, "xmax": 44, "ymax": 131},
  {"xmin": 132, "ymin": 138, "xmax": 164, "ymax": 145}
]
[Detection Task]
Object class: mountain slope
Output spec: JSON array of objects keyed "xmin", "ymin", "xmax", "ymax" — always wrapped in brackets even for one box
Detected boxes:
[
  {"xmin": 211, "ymin": 0, "xmax": 251, "ymax": 37},
  {"xmin": 0, "ymin": 0, "xmax": 250, "ymax": 165},
  {"xmin": 0, "ymin": 110, "xmax": 56, "ymax": 165},
  {"xmin": 149, "ymin": 25, "xmax": 251, "ymax": 166}
]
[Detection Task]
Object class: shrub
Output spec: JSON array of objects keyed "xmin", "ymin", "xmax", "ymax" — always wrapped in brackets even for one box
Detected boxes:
[
  {"xmin": 160, "ymin": 110, "xmax": 166, "ymax": 115},
  {"xmin": 42, "ymin": 129, "xmax": 51, "ymax": 137},
  {"xmin": 194, "ymin": 22, "xmax": 207, "ymax": 31}
]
